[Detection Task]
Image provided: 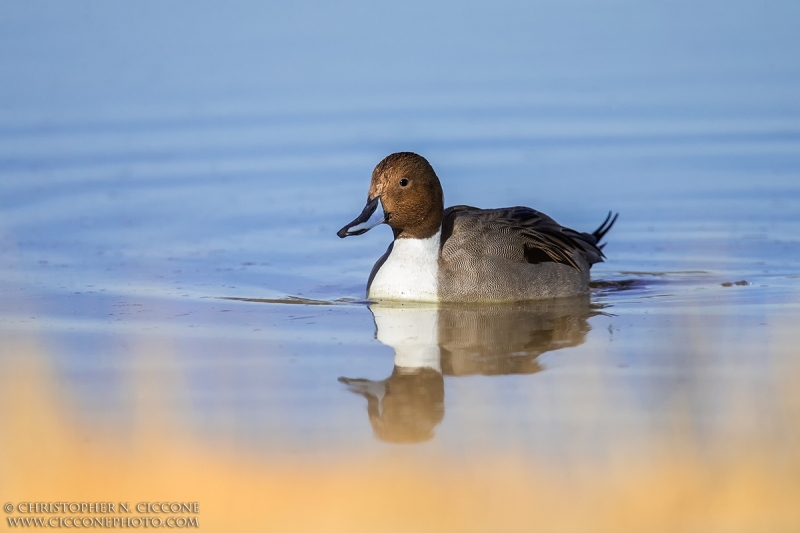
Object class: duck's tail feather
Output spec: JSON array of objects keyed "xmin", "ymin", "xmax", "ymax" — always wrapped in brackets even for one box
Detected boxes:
[{"xmin": 592, "ymin": 211, "xmax": 619, "ymax": 243}]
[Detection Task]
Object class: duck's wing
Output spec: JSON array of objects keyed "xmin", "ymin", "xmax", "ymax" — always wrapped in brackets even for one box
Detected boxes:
[{"xmin": 441, "ymin": 205, "xmax": 618, "ymax": 269}]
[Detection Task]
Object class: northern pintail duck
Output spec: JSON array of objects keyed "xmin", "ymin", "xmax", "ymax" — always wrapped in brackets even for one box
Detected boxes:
[{"xmin": 337, "ymin": 152, "xmax": 617, "ymax": 302}]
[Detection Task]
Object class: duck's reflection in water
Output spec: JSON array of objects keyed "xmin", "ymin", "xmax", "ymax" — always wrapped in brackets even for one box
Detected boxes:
[{"xmin": 339, "ymin": 297, "xmax": 597, "ymax": 443}]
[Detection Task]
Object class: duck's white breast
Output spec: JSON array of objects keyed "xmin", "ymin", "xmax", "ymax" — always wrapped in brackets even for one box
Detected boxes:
[{"xmin": 368, "ymin": 231, "xmax": 441, "ymax": 302}]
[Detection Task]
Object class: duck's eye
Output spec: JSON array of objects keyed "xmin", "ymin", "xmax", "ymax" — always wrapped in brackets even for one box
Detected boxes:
[{"xmin": 399, "ymin": 178, "xmax": 409, "ymax": 187}]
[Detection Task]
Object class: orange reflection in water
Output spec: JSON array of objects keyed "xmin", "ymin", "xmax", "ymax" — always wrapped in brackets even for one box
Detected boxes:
[{"xmin": 2, "ymin": 337, "xmax": 799, "ymax": 533}]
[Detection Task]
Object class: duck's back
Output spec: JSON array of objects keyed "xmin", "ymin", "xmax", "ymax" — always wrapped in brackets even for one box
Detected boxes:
[{"xmin": 438, "ymin": 206, "xmax": 608, "ymax": 302}]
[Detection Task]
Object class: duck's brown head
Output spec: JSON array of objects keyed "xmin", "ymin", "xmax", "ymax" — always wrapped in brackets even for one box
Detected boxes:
[{"xmin": 337, "ymin": 152, "xmax": 444, "ymax": 240}]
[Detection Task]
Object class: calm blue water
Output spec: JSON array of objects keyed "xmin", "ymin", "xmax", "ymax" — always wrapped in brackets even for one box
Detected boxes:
[{"xmin": 1, "ymin": 1, "xmax": 799, "ymax": 458}]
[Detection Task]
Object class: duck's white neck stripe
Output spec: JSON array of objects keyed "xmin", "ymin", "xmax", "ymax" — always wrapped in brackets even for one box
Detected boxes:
[{"xmin": 368, "ymin": 230, "xmax": 441, "ymax": 302}]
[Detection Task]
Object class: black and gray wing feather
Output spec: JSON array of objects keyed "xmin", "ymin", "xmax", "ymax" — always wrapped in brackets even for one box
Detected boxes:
[{"xmin": 441, "ymin": 206, "xmax": 617, "ymax": 270}]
